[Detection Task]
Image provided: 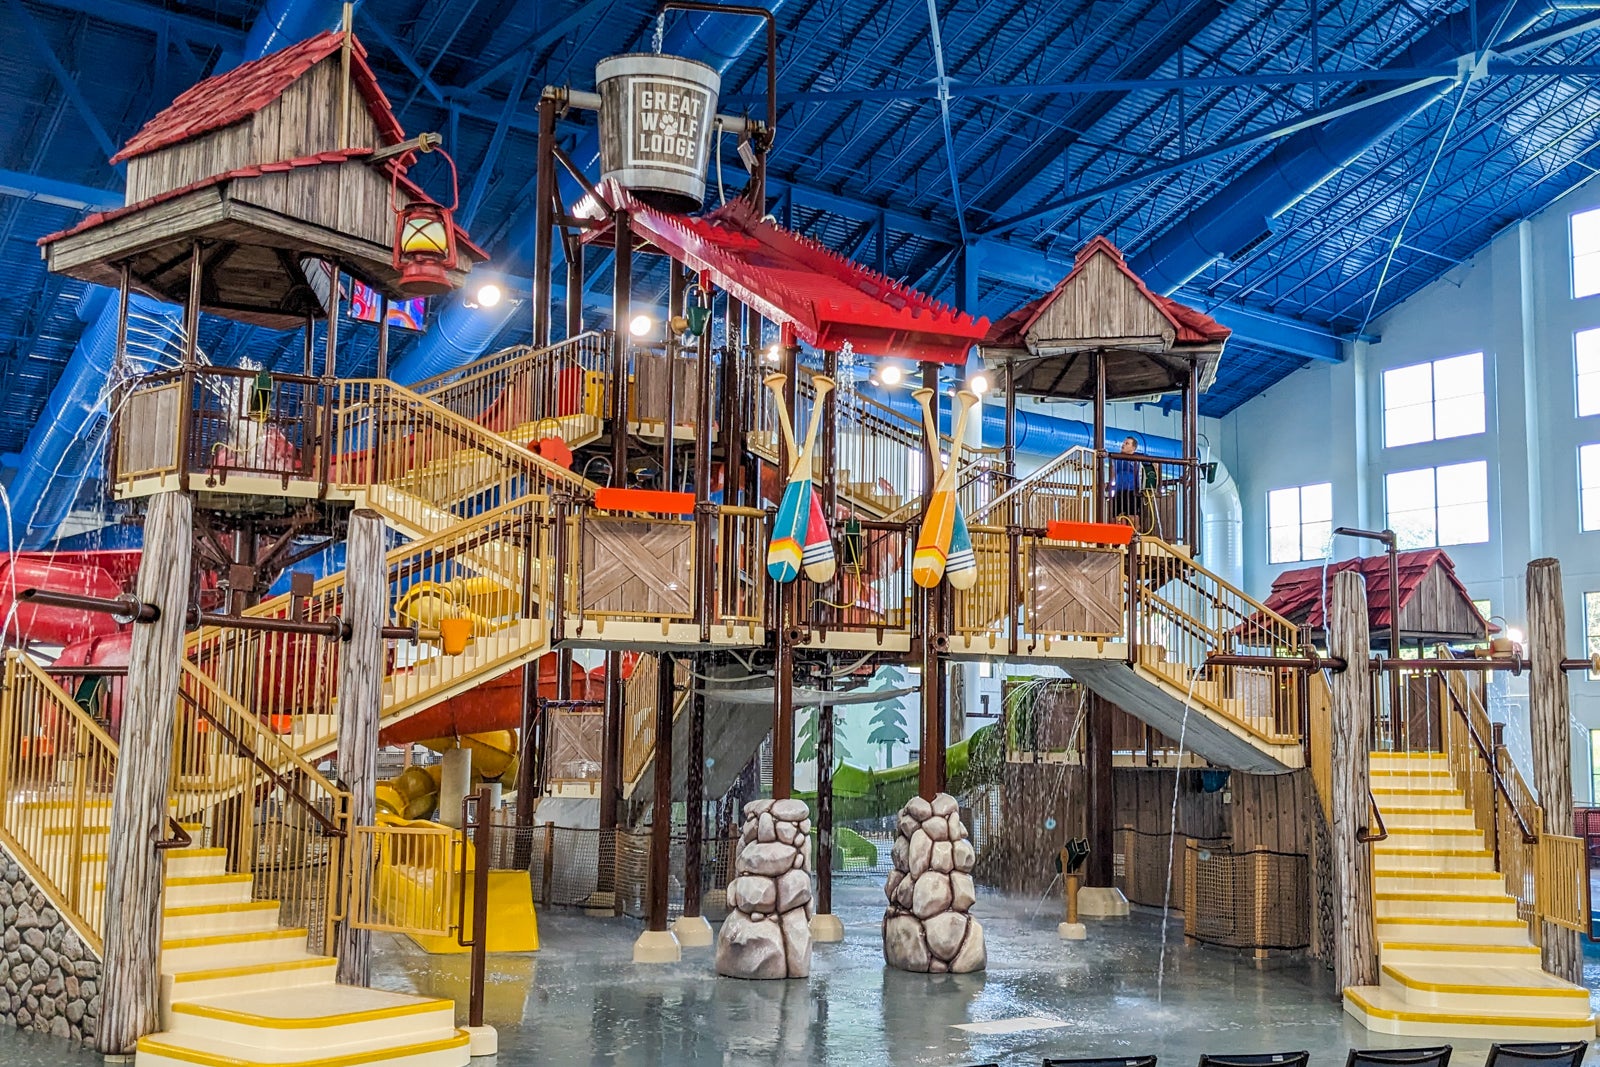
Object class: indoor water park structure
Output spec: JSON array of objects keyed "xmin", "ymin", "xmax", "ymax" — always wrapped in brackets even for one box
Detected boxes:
[{"xmin": 0, "ymin": 2, "xmax": 1597, "ymax": 1066}]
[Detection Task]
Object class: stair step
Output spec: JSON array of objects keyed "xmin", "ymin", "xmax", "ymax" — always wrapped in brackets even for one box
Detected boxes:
[
  {"xmin": 1379, "ymin": 962, "xmax": 1591, "ymax": 1013},
  {"xmin": 1379, "ymin": 827, "xmax": 1487, "ymax": 850},
  {"xmin": 160, "ymin": 928, "xmax": 309, "ymax": 972},
  {"xmin": 1344, "ymin": 984, "xmax": 1594, "ymax": 1042},
  {"xmin": 1379, "ymin": 939, "xmax": 1542, "ymax": 967},
  {"xmin": 1371, "ymin": 789, "xmax": 1464, "ymax": 808},
  {"xmin": 1374, "ymin": 892, "xmax": 1520, "ymax": 920},
  {"xmin": 160, "ymin": 874, "xmax": 255, "ymax": 908},
  {"xmin": 136, "ymin": 1028, "xmax": 470, "ymax": 1066},
  {"xmin": 1373, "ymin": 915, "xmax": 1531, "ymax": 945},
  {"xmin": 1378, "ymin": 811, "xmax": 1480, "ymax": 831},
  {"xmin": 165, "ymin": 955, "xmax": 338, "ymax": 1003},
  {"xmin": 162, "ymin": 901, "xmax": 281, "ymax": 939},
  {"xmin": 166, "ymin": 985, "xmax": 458, "ymax": 1051},
  {"xmin": 1371, "ymin": 848, "xmax": 1495, "ymax": 872}
]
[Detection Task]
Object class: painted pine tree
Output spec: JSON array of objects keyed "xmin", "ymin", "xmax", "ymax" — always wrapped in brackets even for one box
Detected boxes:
[{"xmin": 866, "ymin": 665, "xmax": 912, "ymax": 768}]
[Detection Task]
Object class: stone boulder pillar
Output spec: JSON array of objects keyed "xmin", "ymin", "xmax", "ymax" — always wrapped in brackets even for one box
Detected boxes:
[
  {"xmin": 715, "ymin": 799, "xmax": 813, "ymax": 979},
  {"xmin": 882, "ymin": 792, "xmax": 985, "ymax": 973}
]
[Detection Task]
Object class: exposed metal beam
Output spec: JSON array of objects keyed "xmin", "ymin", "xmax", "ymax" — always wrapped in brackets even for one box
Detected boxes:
[
  {"xmin": 354, "ymin": 10, "xmax": 446, "ymax": 104},
  {"xmin": 1203, "ymin": 301, "xmax": 1345, "ymax": 362},
  {"xmin": 923, "ymin": 0, "xmax": 969, "ymax": 244},
  {"xmin": 461, "ymin": 52, "xmax": 534, "ymax": 228},
  {"xmin": 981, "ymin": 72, "xmax": 1455, "ymax": 236},
  {"xmin": 1497, "ymin": 10, "xmax": 1600, "ymax": 54},
  {"xmin": 0, "ymin": 168, "xmax": 119, "ymax": 211},
  {"xmin": 459, "ymin": 0, "xmax": 614, "ymax": 96},
  {"xmin": 8, "ymin": 0, "xmax": 120, "ymax": 162},
  {"xmin": 29, "ymin": 0, "xmax": 242, "ymax": 49}
]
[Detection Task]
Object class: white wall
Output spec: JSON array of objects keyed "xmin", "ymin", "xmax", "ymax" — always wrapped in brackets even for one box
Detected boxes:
[{"xmin": 1224, "ymin": 175, "xmax": 1600, "ymax": 800}]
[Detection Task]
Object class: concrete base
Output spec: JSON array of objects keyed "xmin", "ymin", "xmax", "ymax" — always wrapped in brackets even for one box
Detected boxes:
[
  {"xmin": 1076, "ymin": 887, "xmax": 1130, "ymax": 917},
  {"xmin": 467, "ymin": 1025, "xmax": 499, "ymax": 1057},
  {"xmin": 809, "ymin": 912, "xmax": 845, "ymax": 943},
  {"xmin": 632, "ymin": 929, "xmax": 683, "ymax": 964},
  {"xmin": 672, "ymin": 914, "xmax": 715, "ymax": 948},
  {"xmin": 1058, "ymin": 921, "xmax": 1087, "ymax": 941}
]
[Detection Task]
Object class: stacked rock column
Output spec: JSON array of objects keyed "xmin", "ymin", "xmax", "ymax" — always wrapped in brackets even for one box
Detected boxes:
[
  {"xmin": 882, "ymin": 792, "xmax": 986, "ymax": 973},
  {"xmin": 715, "ymin": 799, "xmax": 813, "ymax": 979}
]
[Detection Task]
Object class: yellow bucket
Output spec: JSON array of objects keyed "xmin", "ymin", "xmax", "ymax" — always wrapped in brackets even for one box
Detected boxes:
[{"xmin": 439, "ymin": 616, "xmax": 474, "ymax": 656}]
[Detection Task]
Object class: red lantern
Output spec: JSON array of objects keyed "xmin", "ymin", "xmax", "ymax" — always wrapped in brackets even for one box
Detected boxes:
[{"xmin": 391, "ymin": 150, "xmax": 462, "ymax": 297}]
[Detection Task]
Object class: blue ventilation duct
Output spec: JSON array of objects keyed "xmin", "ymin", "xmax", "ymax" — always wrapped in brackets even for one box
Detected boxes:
[
  {"xmin": 403, "ymin": 1, "xmax": 789, "ymax": 383},
  {"xmin": 388, "ymin": 297, "xmax": 518, "ymax": 384},
  {"xmin": 856, "ymin": 385, "xmax": 1184, "ymax": 459},
  {"xmin": 1129, "ymin": 0, "xmax": 1545, "ymax": 294},
  {"xmin": 9, "ymin": 290, "xmax": 182, "ymax": 548},
  {"xmin": 7, "ymin": 0, "xmax": 346, "ymax": 546}
]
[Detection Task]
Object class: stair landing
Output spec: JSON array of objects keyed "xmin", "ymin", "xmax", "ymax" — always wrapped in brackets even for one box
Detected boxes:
[
  {"xmin": 1342, "ymin": 752, "xmax": 1595, "ymax": 1041},
  {"xmin": 136, "ymin": 847, "xmax": 469, "ymax": 1067}
]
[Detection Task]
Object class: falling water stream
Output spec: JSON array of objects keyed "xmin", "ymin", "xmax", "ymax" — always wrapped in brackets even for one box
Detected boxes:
[{"xmin": 1155, "ymin": 663, "xmax": 1204, "ymax": 1002}]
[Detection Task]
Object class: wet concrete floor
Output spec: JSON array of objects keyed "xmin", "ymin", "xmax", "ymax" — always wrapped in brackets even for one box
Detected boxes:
[
  {"xmin": 0, "ymin": 876, "xmax": 1595, "ymax": 1065},
  {"xmin": 370, "ymin": 876, "xmax": 1599, "ymax": 1067}
]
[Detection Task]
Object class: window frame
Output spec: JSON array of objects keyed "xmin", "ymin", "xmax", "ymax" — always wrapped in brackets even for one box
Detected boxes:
[
  {"xmin": 1384, "ymin": 461, "xmax": 1490, "ymax": 549},
  {"xmin": 1381, "ymin": 353, "xmax": 1485, "ymax": 448},
  {"xmin": 1266, "ymin": 482, "xmax": 1333, "ymax": 565}
]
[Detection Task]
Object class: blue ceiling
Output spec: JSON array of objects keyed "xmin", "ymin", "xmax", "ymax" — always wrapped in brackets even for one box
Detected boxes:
[{"xmin": 2, "ymin": 0, "xmax": 1599, "ymax": 454}]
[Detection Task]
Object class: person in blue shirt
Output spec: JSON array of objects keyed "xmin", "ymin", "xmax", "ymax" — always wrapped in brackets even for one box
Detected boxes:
[{"xmin": 1110, "ymin": 436, "xmax": 1144, "ymax": 523}]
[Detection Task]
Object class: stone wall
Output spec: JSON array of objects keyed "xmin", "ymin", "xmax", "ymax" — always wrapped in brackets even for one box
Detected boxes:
[{"xmin": 0, "ymin": 846, "xmax": 100, "ymax": 1046}]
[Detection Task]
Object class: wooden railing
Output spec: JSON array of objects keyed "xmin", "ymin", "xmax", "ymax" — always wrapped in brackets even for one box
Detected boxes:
[
  {"xmin": 345, "ymin": 821, "xmax": 458, "ymax": 939},
  {"xmin": 0, "ymin": 652, "xmax": 117, "ymax": 953},
  {"xmin": 620, "ymin": 656, "xmax": 692, "ymax": 796},
  {"xmin": 799, "ymin": 519, "xmax": 915, "ymax": 638},
  {"xmin": 174, "ymin": 664, "xmax": 350, "ymax": 954},
  {"xmin": 412, "ymin": 332, "xmax": 611, "ymax": 440},
  {"xmin": 970, "ymin": 446, "xmax": 1096, "ymax": 529},
  {"xmin": 1307, "ymin": 671, "xmax": 1333, "ymax": 822},
  {"xmin": 1134, "ymin": 538, "xmax": 1302, "ymax": 746}
]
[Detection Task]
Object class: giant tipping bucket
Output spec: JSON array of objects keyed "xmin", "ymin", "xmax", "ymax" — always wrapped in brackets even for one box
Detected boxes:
[{"xmin": 596, "ymin": 53, "xmax": 720, "ymax": 212}]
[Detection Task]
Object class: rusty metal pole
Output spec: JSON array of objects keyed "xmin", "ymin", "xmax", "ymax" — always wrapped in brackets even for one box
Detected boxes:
[
  {"xmin": 1092, "ymin": 350, "xmax": 1106, "ymax": 524},
  {"xmin": 177, "ymin": 241, "xmax": 203, "ymax": 490},
  {"xmin": 375, "ymin": 295, "xmax": 390, "ymax": 378},
  {"xmin": 695, "ymin": 281, "xmax": 717, "ymax": 641},
  {"xmin": 1183, "ymin": 358, "xmax": 1199, "ymax": 551},
  {"xmin": 918, "ymin": 362, "xmax": 946, "ymax": 801},
  {"xmin": 771, "ymin": 334, "xmax": 801, "ymax": 799}
]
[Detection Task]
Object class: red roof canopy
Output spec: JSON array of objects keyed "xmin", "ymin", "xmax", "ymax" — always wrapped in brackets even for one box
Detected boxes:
[
  {"xmin": 986, "ymin": 236, "xmax": 1229, "ymax": 349},
  {"xmin": 112, "ymin": 31, "xmax": 404, "ymax": 164},
  {"xmin": 1262, "ymin": 549, "xmax": 1490, "ymax": 635},
  {"xmin": 578, "ymin": 182, "xmax": 989, "ymax": 364}
]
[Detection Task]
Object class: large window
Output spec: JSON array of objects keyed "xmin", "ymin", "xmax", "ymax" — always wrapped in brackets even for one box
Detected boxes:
[
  {"xmin": 1385, "ymin": 461, "xmax": 1489, "ymax": 548},
  {"xmin": 1574, "ymin": 206, "xmax": 1600, "ymax": 298},
  {"xmin": 1577, "ymin": 329, "xmax": 1600, "ymax": 417},
  {"xmin": 1582, "ymin": 445, "xmax": 1600, "ymax": 531},
  {"xmin": 1383, "ymin": 353, "xmax": 1485, "ymax": 447},
  {"xmin": 1267, "ymin": 482, "xmax": 1332, "ymax": 564}
]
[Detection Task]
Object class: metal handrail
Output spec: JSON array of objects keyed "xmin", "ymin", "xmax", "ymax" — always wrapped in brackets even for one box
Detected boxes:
[{"xmin": 1441, "ymin": 677, "xmax": 1537, "ymax": 844}]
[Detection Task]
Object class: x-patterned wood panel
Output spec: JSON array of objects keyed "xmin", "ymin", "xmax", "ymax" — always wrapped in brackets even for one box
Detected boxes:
[
  {"xmin": 1031, "ymin": 547, "xmax": 1123, "ymax": 637},
  {"xmin": 582, "ymin": 520, "xmax": 694, "ymax": 616}
]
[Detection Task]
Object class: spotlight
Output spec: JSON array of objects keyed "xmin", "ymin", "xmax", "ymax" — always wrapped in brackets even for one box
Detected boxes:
[
  {"xmin": 629, "ymin": 314, "xmax": 655, "ymax": 338},
  {"xmin": 968, "ymin": 373, "xmax": 989, "ymax": 396},
  {"xmin": 474, "ymin": 282, "xmax": 503, "ymax": 309},
  {"xmin": 764, "ymin": 344, "xmax": 782, "ymax": 364},
  {"xmin": 1507, "ymin": 626, "xmax": 1525, "ymax": 646},
  {"xmin": 879, "ymin": 365, "xmax": 903, "ymax": 386}
]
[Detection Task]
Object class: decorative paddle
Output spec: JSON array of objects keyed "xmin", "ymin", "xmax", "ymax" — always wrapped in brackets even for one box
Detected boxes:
[
  {"xmin": 765, "ymin": 373, "xmax": 835, "ymax": 583},
  {"xmin": 912, "ymin": 386, "xmax": 978, "ymax": 589}
]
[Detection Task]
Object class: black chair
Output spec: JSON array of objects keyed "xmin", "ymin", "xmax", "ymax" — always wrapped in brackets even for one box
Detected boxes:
[
  {"xmin": 1198, "ymin": 1053, "xmax": 1310, "ymax": 1067},
  {"xmin": 1346, "ymin": 1046, "xmax": 1452, "ymax": 1067},
  {"xmin": 1045, "ymin": 1057, "xmax": 1157, "ymax": 1067},
  {"xmin": 1484, "ymin": 1044, "xmax": 1588, "ymax": 1067}
]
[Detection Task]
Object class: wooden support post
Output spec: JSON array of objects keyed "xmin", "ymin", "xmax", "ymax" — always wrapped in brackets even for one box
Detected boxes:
[
  {"xmin": 1085, "ymin": 692, "xmax": 1114, "ymax": 886},
  {"xmin": 817, "ymin": 675, "xmax": 835, "ymax": 911},
  {"xmin": 771, "ymin": 337, "xmax": 800, "ymax": 800},
  {"xmin": 97, "ymin": 491, "xmax": 192, "ymax": 1055},
  {"xmin": 335, "ymin": 509, "xmax": 384, "ymax": 985},
  {"xmin": 1528, "ymin": 557, "xmax": 1582, "ymax": 982},
  {"xmin": 532, "ymin": 94, "xmax": 557, "ymax": 349},
  {"xmin": 565, "ymin": 240, "xmax": 585, "ymax": 338},
  {"xmin": 648, "ymin": 654, "xmax": 675, "ymax": 933},
  {"xmin": 1183, "ymin": 358, "xmax": 1199, "ymax": 551},
  {"xmin": 610, "ymin": 211, "xmax": 632, "ymax": 487},
  {"xmin": 375, "ymin": 296, "xmax": 390, "ymax": 379},
  {"xmin": 600, "ymin": 649, "xmax": 624, "ymax": 835},
  {"xmin": 664, "ymin": 264, "xmax": 686, "ymax": 490},
  {"xmin": 1328, "ymin": 570, "xmax": 1377, "ymax": 992},
  {"xmin": 683, "ymin": 662, "xmax": 705, "ymax": 919},
  {"xmin": 1092, "ymin": 351, "xmax": 1106, "ymax": 523}
]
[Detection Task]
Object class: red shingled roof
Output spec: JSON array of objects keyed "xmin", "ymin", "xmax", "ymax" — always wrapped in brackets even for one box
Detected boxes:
[
  {"xmin": 1261, "ymin": 549, "xmax": 1489, "ymax": 634},
  {"xmin": 111, "ymin": 31, "xmax": 404, "ymax": 164},
  {"xmin": 579, "ymin": 181, "xmax": 989, "ymax": 364},
  {"xmin": 986, "ymin": 235, "xmax": 1230, "ymax": 349}
]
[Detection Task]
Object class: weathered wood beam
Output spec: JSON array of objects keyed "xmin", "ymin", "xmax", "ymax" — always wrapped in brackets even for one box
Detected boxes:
[
  {"xmin": 1528, "ymin": 556, "xmax": 1582, "ymax": 982},
  {"xmin": 1328, "ymin": 570, "xmax": 1376, "ymax": 992},
  {"xmin": 335, "ymin": 509, "xmax": 385, "ymax": 985},
  {"xmin": 97, "ymin": 490, "xmax": 192, "ymax": 1054}
]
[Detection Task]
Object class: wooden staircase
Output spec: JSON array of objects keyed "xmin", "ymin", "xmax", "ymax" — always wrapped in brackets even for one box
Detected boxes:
[
  {"xmin": 135, "ymin": 845, "xmax": 469, "ymax": 1067},
  {"xmin": 1342, "ymin": 751, "xmax": 1595, "ymax": 1040}
]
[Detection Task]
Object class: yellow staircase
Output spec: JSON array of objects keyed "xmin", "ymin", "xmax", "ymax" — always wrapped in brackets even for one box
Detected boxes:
[
  {"xmin": 1342, "ymin": 751, "xmax": 1595, "ymax": 1040},
  {"xmin": 135, "ymin": 845, "xmax": 469, "ymax": 1067}
]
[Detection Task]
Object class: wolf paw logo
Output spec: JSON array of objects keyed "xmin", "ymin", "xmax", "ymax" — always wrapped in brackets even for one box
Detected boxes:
[{"xmin": 658, "ymin": 112, "xmax": 682, "ymax": 138}]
